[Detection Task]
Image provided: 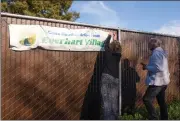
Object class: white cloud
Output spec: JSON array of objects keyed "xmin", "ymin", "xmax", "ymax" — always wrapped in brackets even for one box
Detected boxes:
[
  {"xmin": 154, "ymin": 20, "xmax": 180, "ymax": 36},
  {"xmin": 73, "ymin": 1, "xmax": 123, "ymax": 28}
]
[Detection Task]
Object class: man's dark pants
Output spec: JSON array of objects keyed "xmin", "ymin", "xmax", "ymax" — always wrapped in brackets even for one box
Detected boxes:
[{"xmin": 143, "ymin": 85, "xmax": 168, "ymax": 120}]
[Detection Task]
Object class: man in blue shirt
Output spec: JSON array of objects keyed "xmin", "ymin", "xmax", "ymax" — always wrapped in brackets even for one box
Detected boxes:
[{"xmin": 141, "ymin": 38, "xmax": 170, "ymax": 120}]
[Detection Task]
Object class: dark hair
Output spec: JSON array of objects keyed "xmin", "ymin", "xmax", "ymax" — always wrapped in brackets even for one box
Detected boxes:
[{"xmin": 109, "ymin": 40, "xmax": 122, "ymax": 53}]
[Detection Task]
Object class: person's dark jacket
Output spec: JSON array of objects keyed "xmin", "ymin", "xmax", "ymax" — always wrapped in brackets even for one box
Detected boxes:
[
  {"xmin": 80, "ymin": 35, "xmax": 121, "ymax": 120},
  {"xmin": 103, "ymin": 35, "xmax": 121, "ymax": 78}
]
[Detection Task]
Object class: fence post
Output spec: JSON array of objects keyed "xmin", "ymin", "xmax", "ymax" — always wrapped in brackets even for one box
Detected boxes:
[
  {"xmin": 118, "ymin": 28, "xmax": 122, "ymax": 116},
  {"xmin": 0, "ymin": 8, "xmax": 2, "ymax": 119},
  {"xmin": 178, "ymin": 37, "xmax": 180, "ymax": 100}
]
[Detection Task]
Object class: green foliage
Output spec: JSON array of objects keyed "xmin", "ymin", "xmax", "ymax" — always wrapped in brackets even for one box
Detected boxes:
[
  {"xmin": 119, "ymin": 100, "xmax": 180, "ymax": 120},
  {"xmin": 1, "ymin": 0, "xmax": 7, "ymax": 2},
  {"xmin": 119, "ymin": 108, "xmax": 148, "ymax": 120},
  {"xmin": 168, "ymin": 100, "xmax": 180, "ymax": 120},
  {"xmin": 1, "ymin": 0, "xmax": 80, "ymax": 21}
]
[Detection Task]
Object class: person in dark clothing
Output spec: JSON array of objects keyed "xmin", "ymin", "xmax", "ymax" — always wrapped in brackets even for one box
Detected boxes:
[
  {"xmin": 80, "ymin": 35, "xmax": 122, "ymax": 120},
  {"xmin": 80, "ymin": 35, "xmax": 112, "ymax": 120},
  {"xmin": 121, "ymin": 59, "xmax": 140, "ymax": 115},
  {"xmin": 100, "ymin": 34, "xmax": 122, "ymax": 120}
]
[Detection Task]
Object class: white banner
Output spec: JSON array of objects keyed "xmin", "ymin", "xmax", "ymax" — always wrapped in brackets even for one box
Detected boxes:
[{"xmin": 9, "ymin": 24, "xmax": 113, "ymax": 51}]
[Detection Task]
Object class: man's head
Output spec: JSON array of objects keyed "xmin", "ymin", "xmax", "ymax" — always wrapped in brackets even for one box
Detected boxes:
[
  {"xmin": 109, "ymin": 40, "xmax": 122, "ymax": 53},
  {"xmin": 148, "ymin": 38, "xmax": 162, "ymax": 51}
]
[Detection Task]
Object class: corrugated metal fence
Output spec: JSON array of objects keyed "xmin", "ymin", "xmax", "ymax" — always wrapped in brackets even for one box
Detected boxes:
[
  {"xmin": 1, "ymin": 13, "xmax": 180, "ymax": 120},
  {"xmin": 120, "ymin": 30, "xmax": 180, "ymax": 108},
  {"xmin": 1, "ymin": 13, "xmax": 118, "ymax": 120}
]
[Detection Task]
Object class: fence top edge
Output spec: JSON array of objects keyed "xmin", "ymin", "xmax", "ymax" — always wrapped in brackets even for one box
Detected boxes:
[
  {"xmin": 1, "ymin": 12, "xmax": 119, "ymax": 30},
  {"xmin": 1, "ymin": 12, "xmax": 180, "ymax": 39},
  {"xmin": 120, "ymin": 28, "xmax": 180, "ymax": 38}
]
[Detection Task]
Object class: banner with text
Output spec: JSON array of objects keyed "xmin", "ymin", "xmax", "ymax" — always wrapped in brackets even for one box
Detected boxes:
[{"xmin": 9, "ymin": 24, "xmax": 113, "ymax": 51}]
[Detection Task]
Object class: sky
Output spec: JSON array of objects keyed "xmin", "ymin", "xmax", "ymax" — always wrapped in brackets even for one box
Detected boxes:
[{"xmin": 70, "ymin": 1, "xmax": 180, "ymax": 36}]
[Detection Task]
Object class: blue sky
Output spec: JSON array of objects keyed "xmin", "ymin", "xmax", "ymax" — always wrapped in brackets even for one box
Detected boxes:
[{"xmin": 71, "ymin": 1, "xmax": 180, "ymax": 36}]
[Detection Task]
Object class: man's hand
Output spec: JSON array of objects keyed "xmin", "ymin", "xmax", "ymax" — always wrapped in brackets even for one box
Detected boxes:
[{"xmin": 140, "ymin": 63, "xmax": 147, "ymax": 70}]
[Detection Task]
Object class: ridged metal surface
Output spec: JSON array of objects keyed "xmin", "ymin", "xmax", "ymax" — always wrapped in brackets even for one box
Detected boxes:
[
  {"xmin": 1, "ymin": 13, "xmax": 180, "ymax": 120},
  {"xmin": 120, "ymin": 30, "xmax": 180, "ymax": 107},
  {"xmin": 1, "ymin": 15, "xmax": 118, "ymax": 120}
]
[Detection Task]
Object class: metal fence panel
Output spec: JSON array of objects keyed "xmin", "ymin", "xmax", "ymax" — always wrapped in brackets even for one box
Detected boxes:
[
  {"xmin": 1, "ymin": 14, "xmax": 118, "ymax": 120},
  {"xmin": 1, "ymin": 13, "xmax": 180, "ymax": 120},
  {"xmin": 120, "ymin": 30, "xmax": 180, "ymax": 108}
]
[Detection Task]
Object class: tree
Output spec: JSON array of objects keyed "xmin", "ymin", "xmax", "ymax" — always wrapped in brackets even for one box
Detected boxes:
[{"xmin": 1, "ymin": 0, "xmax": 80, "ymax": 21}]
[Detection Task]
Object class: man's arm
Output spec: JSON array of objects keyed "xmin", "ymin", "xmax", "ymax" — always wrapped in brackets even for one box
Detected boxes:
[{"xmin": 146, "ymin": 52, "xmax": 164, "ymax": 73}]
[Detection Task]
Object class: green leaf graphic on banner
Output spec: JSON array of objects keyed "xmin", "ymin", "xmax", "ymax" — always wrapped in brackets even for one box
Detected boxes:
[{"xmin": 19, "ymin": 35, "xmax": 36, "ymax": 46}]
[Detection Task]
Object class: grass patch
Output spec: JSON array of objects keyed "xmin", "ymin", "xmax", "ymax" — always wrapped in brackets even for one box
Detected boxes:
[{"xmin": 119, "ymin": 100, "xmax": 180, "ymax": 120}]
